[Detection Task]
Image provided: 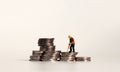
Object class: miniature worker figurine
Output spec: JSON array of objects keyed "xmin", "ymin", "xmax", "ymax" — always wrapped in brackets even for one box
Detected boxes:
[{"xmin": 68, "ymin": 35, "xmax": 75, "ymax": 53}]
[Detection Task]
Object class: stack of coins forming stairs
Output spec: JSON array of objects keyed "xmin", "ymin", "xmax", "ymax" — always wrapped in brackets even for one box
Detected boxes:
[
  {"xmin": 30, "ymin": 38, "xmax": 91, "ymax": 62},
  {"xmin": 30, "ymin": 38, "xmax": 55, "ymax": 61}
]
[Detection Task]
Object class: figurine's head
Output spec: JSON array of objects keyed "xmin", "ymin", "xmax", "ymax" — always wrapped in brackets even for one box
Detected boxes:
[{"xmin": 68, "ymin": 35, "xmax": 71, "ymax": 38}]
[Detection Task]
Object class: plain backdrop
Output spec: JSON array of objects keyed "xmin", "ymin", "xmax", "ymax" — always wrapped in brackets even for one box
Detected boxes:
[{"xmin": 0, "ymin": 0, "xmax": 120, "ymax": 72}]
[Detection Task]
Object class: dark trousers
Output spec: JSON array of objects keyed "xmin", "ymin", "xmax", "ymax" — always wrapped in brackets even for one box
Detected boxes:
[{"xmin": 69, "ymin": 44, "xmax": 75, "ymax": 53}]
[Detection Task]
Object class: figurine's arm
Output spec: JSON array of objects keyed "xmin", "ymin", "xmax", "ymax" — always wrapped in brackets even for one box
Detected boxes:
[
  {"xmin": 68, "ymin": 43, "xmax": 70, "ymax": 49},
  {"xmin": 67, "ymin": 43, "xmax": 71, "ymax": 51},
  {"xmin": 68, "ymin": 43, "xmax": 71, "ymax": 49}
]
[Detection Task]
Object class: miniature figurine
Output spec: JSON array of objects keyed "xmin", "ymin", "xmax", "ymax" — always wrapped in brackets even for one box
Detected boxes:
[{"xmin": 68, "ymin": 35, "xmax": 75, "ymax": 53}]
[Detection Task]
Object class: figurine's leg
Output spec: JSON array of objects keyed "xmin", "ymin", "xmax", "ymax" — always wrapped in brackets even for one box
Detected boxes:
[
  {"xmin": 73, "ymin": 44, "xmax": 75, "ymax": 52},
  {"xmin": 71, "ymin": 44, "xmax": 75, "ymax": 52}
]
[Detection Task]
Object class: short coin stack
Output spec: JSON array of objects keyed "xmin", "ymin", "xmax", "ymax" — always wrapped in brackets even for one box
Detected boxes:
[
  {"xmin": 60, "ymin": 52, "xmax": 78, "ymax": 61},
  {"xmin": 51, "ymin": 50, "xmax": 61, "ymax": 61},
  {"xmin": 30, "ymin": 38, "xmax": 91, "ymax": 62}
]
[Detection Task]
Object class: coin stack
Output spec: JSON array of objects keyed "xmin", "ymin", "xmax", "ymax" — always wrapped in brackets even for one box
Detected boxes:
[
  {"xmin": 60, "ymin": 52, "xmax": 78, "ymax": 61},
  {"xmin": 30, "ymin": 38, "xmax": 55, "ymax": 61},
  {"xmin": 51, "ymin": 50, "xmax": 61, "ymax": 61},
  {"xmin": 30, "ymin": 50, "xmax": 44, "ymax": 61}
]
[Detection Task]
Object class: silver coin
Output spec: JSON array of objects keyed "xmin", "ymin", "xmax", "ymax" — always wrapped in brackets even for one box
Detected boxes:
[
  {"xmin": 43, "ymin": 53, "xmax": 54, "ymax": 57},
  {"xmin": 61, "ymin": 52, "xmax": 69, "ymax": 57},
  {"xmin": 30, "ymin": 56, "xmax": 41, "ymax": 61},
  {"xmin": 38, "ymin": 38, "xmax": 54, "ymax": 44},
  {"xmin": 52, "ymin": 51, "xmax": 61, "ymax": 57},
  {"xmin": 69, "ymin": 52, "xmax": 78, "ymax": 57},
  {"xmin": 41, "ymin": 56, "xmax": 52, "ymax": 61},
  {"xmin": 68, "ymin": 57, "xmax": 75, "ymax": 61},
  {"xmin": 51, "ymin": 56, "xmax": 61, "ymax": 61},
  {"xmin": 75, "ymin": 57, "xmax": 85, "ymax": 61},
  {"xmin": 86, "ymin": 57, "xmax": 91, "ymax": 61},
  {"xmin": 39, "ymin": 47, "xmax": 46, "ymax": 52},
  {"xmin": 60, "ymin": 57, "xmax": 68, "ymax": 61},
  {"xmin": 32, "ymin": 51, "xmax": 44, "ymax": 56},
  {"xmin": 40, "ymin": 46, "xmax": 55, "ymax": 52},
  {"xmin": 40, "ymin": 46, "xmax": 55, "ymax": 49},
  {"xmin": 38, "ymin": 43, "xmax": 54, "ymax": 46}
]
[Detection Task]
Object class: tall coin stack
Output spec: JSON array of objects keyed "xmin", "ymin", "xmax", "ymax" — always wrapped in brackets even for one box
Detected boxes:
[{"xmin": 30, "ymin": 38, "xmax": 55, "ymax": 61}]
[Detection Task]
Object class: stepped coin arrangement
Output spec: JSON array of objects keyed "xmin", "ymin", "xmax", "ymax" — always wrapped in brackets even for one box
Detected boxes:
[{"xmin": 30, "ymin": 38, "xmax": 91, "ymax": 62}]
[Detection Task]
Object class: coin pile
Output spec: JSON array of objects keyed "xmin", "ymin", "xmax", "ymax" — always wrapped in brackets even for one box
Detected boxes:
[
  {"xmin": 30, "ymin": 38, "xmax": 55, "ymax": 61},
  {"xmin": 30, "ymin": 38, "xmax": 91, "ymax": 62},
  {"xmin": 60, "ymin": 52, "xmax": 78, "ymax": 61}
]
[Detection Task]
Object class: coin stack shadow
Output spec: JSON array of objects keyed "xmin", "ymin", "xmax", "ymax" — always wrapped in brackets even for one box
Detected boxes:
[{"xmin": 30, "ymin": 38, "xmax": 91, "ymax": 62}]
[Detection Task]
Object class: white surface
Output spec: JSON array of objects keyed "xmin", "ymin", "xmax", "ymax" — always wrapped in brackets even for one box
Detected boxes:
[
  {"xmin": 0, "ymin": 0, "xmax": 120, "ymax": 72},
  {"xmin": 0, "ymin": 60, "xmax": 120, "ymax": 72}
]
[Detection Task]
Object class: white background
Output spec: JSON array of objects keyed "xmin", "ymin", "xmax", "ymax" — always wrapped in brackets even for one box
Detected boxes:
[{"xmin": 0, "ymin": 0, "xmax": 120, "ymax": 72}]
